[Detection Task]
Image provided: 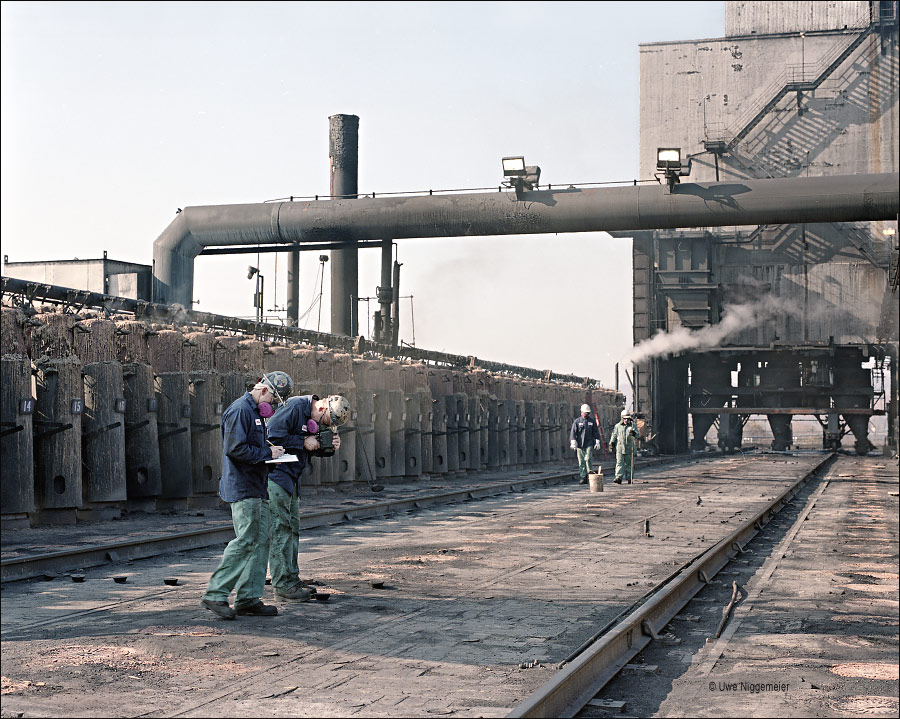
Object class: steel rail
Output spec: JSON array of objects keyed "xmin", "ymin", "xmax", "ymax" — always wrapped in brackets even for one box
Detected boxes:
[
  {"xmin": 1, "ymin": 456, "xmax": 720, "ymax": 643},
  {"xmin": 1, "ymin": 470, "xmax": 580, "ymax": 583},
  {"xmin": 507, "ymin": 452, "xmax": 835, "ymax": 719},
  {"xmin": 0, "ymin": 454, "xmax": 697, "ymax": 583}
]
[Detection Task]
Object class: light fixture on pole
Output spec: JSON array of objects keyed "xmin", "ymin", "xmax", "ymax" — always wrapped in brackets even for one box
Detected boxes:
[
  {"xmin": 247, "ymin": 265, "xmax": 264, "ymax": 322},
  {"xmin": 656, "ymin": 148, "xmax": 693, "ymax": 193},
  {"xmin": 501, "ymin": 156, "xmax": 541, "ymax": 197},
  {"xmin": 317, "ymin": 254, "xmax": 328, "ymax": 332}
]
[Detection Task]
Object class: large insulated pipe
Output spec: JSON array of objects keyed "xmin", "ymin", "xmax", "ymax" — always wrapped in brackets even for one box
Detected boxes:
[
  {"xmin": 153, "ymin": 173, "xmax": 900, "ymax": 306},
  {"xmin": 329, "ymin": 114, "xmax": 359, "ymax": 336}
]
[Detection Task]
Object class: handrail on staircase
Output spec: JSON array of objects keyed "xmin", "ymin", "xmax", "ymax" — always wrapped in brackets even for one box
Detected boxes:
[{"xmin": 704, "ymin": 6, "xmax": 874, "ymax": 151}]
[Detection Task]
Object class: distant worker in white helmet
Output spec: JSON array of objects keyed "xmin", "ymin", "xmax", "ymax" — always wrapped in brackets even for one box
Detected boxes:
[
  {"xmin": 570, "ymin": 403, "xmax": 602, "ymax": 484},
  {"xmin": 608, "ymin": 409, "xmax": 638, "ymax": 484}
]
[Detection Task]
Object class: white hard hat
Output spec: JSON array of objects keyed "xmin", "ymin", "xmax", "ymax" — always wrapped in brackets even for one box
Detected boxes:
[
  {"xmin": 621, "ymin": 409, "xmax": 632, "ymax": 418},
  {"xmin": 580, "ymin": 404, "xmax": 591, "ymax": 413}
]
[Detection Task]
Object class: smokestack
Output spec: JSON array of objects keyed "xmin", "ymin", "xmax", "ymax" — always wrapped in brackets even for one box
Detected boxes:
[{"xmin": 329, "ymin": 114, "xmax": 359, "ymax": 336}]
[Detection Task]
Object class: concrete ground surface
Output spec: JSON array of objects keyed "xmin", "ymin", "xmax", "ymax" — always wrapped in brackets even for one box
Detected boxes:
[
  {"xmin": 1, "ymin": 453, "xmax": 896, "ymax": 718},
  {"xmin": 1, "ymin": 462, "xmax": 593, "ymax": 565}
]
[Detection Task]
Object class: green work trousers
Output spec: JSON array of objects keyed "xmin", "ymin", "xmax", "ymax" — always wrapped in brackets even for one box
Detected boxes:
[
  {"xmin": 267, "ymin": 479, "xmax": 301, "ymax": 591},
  {"xmin": 202, "ymin": 497, "xmax": 270, "ymax": 607},
  {"xmin": 576, "ymin": 446, "xmax": 594, "ymax": 479},
  {"xmin": 615, "ymin": 451, "xmax": 634, "ymax": 482}
]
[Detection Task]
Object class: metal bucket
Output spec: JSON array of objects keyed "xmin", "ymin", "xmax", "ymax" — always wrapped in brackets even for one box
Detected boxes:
[{"xmin": 588, "ymin": 472, "xmax": 604, "ymax": 493}]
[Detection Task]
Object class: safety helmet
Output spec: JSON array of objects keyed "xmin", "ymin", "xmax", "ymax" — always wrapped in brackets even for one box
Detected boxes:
[
  {"xmin": 326, "ymin": 394, "xmax": 351, "ymax": 426},
  {"xmin": 262, "ymin": 371, "xmax": 293, "ymax": 401},
  {"xmin": 621, "ymin": 409, "xmax": 632, "ymax": 419},
  {"xmin": 580, "ymin": 404, "xmax": 591, "ymax": 414}
]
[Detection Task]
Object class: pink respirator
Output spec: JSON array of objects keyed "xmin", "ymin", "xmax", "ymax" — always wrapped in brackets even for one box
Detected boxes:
[{"xmin": 257, "ymin": 402, "xmax": 275, "ymax": 418}]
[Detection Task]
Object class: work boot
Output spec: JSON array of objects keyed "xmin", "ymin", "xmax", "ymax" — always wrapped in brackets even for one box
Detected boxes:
[
  {"xmin": 274, "ymin": 584, "xmax": 312, "ymax": 602},
  {"xmin": 613, "ymin": 478, "xmax": 623, "ymax": 484},
  {"xmin": 579, "ymin": 477, "xmax": 588, "ymax": 484},
  {"xmin": 201, "ymin": 598, "xmax": 236, "ymax": 620},
  {"xmin": 298, "ymin": 581, "xmax": 318, "ymax": 595},
  {"xmin": 234, "ymin": 599, "xmax": 278, "ymax": 616}
]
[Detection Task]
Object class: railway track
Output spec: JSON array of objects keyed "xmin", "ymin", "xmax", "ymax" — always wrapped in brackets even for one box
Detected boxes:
[
  {"xmin": 572, "ymin": 453, "xmax": 898, "ymax": 719},
  {"xmin": 0, "ymin": 471, "xmax": 583, "ymax": 583},
  {"xmin": 0, "ymin": 457, "xmax": 686, "ymax": 584},
  {"xmin": 510, "ymin": 452, "xmax": 835, "ymax": 717},
  {"xmin": 0, "ymin": 452, "xmax": 847, "ymax": 718}
]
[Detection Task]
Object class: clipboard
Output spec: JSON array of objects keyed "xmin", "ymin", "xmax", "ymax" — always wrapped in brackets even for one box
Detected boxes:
[{"xmin": 265, "ymin": 453, "xmax": 300, "ymax": 464}]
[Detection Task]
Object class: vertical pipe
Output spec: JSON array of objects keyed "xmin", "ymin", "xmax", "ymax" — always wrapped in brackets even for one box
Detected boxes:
[
  {"xmin": 286, "ymin": 248, "xmax": 299, "ymax": 326},
  {"xmin": 391, "ymin": 259, "xmax": 401, "ymax": 348},
  {"xmin": 329, "ymin": 114, "xmax": 359, "ymax": 336},
  {"xmin": 377, "ymin": 238, "xmax": 393, "ymax": 343}
]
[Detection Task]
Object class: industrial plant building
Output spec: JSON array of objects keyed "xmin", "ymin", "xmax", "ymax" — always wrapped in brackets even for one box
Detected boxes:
[{"xmin": 626, "ymin": 0, "xmax": 898, "ymax": 456}]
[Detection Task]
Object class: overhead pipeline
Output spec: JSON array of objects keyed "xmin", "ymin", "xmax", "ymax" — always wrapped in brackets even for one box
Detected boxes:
[{"xmin": 153, "ymin": 172, "xmax": 900, "ymax": 306}]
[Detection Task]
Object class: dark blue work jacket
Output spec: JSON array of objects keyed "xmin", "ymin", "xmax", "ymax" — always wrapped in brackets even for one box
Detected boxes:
[
  {"xmin": 265, "ymin": 395, "xmax": 314, "ymax": 495},
  {"xmin": 218, "ymin": 392, "xmax": 272, "ymax": 502},
  {"xmin": 570, "ymin": 415, "xmax": 601, "ymax": 449}
]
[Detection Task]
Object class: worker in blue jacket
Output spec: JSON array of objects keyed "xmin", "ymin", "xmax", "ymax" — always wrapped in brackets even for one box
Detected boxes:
[
  {"xmin": 570, "ymin": 403, "xmax": 602, "ymax": 484},
  {"xmin": 266, "ymin": 394, "xmax": 350, "ymax": 601},
  {"xmin": 201, "ymin": 372, "xmax": 293, "ymax": 620}
]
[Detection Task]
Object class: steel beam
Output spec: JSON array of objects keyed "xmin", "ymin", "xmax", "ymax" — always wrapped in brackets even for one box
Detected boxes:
[{"xmin": 690, "ymin": 407, "xmax": 875, "ymax": 414}]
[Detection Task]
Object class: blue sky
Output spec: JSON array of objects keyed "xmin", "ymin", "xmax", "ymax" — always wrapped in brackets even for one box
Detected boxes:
[{"xmin": 1, "ymin": 1, "xmax": 726, "ymax": 392}]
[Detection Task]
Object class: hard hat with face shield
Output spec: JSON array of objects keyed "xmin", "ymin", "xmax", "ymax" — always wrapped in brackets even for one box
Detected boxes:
[{"xmin": 326, "ymin": 395, "xmax": 351, "ymax": 426}]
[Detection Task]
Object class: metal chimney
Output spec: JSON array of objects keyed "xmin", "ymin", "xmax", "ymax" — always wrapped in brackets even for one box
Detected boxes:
[{"xmin": 329, "ymin": 114, "xmax": 359, "ymax": 336}]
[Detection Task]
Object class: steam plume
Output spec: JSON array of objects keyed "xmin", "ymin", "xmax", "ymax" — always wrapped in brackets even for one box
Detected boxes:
[{"xmin": 623, "ymin": 295, "xmax": 792, "ymax": 366}]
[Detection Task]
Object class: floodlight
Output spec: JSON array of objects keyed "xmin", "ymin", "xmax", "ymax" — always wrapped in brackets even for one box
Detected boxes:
[
  {"xmin": 656, "ymin": 148, "xmax": 682, "ymax": 171},
  {"xmin": 501, "ymin": 156, "xmax": 542, "ymax": 196},
  {"xmin": 656, "ymin": 147, "xmax": 692, "ymax": 193},
  {"xmin": 502, "ymin": 156, "xmax": 527, "ymax": 177}
]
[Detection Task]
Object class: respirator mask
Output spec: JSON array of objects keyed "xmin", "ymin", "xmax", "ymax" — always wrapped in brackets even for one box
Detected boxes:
[
  {"xmin": 301, "ymin": 418, "xmax": 336, "ymax": 457},
  {"xmin": 256, "ymin": 379, "xmax": 286, "ymax": 419},
  {"xmin": 258, "ymin": 401, "xmax": 276, "ymax": 418}
]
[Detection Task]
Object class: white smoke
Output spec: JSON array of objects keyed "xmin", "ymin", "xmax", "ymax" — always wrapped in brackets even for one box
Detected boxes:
[{"xmin": 623, "ymin": 295, "xmax": 793, "ymax": 366}]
